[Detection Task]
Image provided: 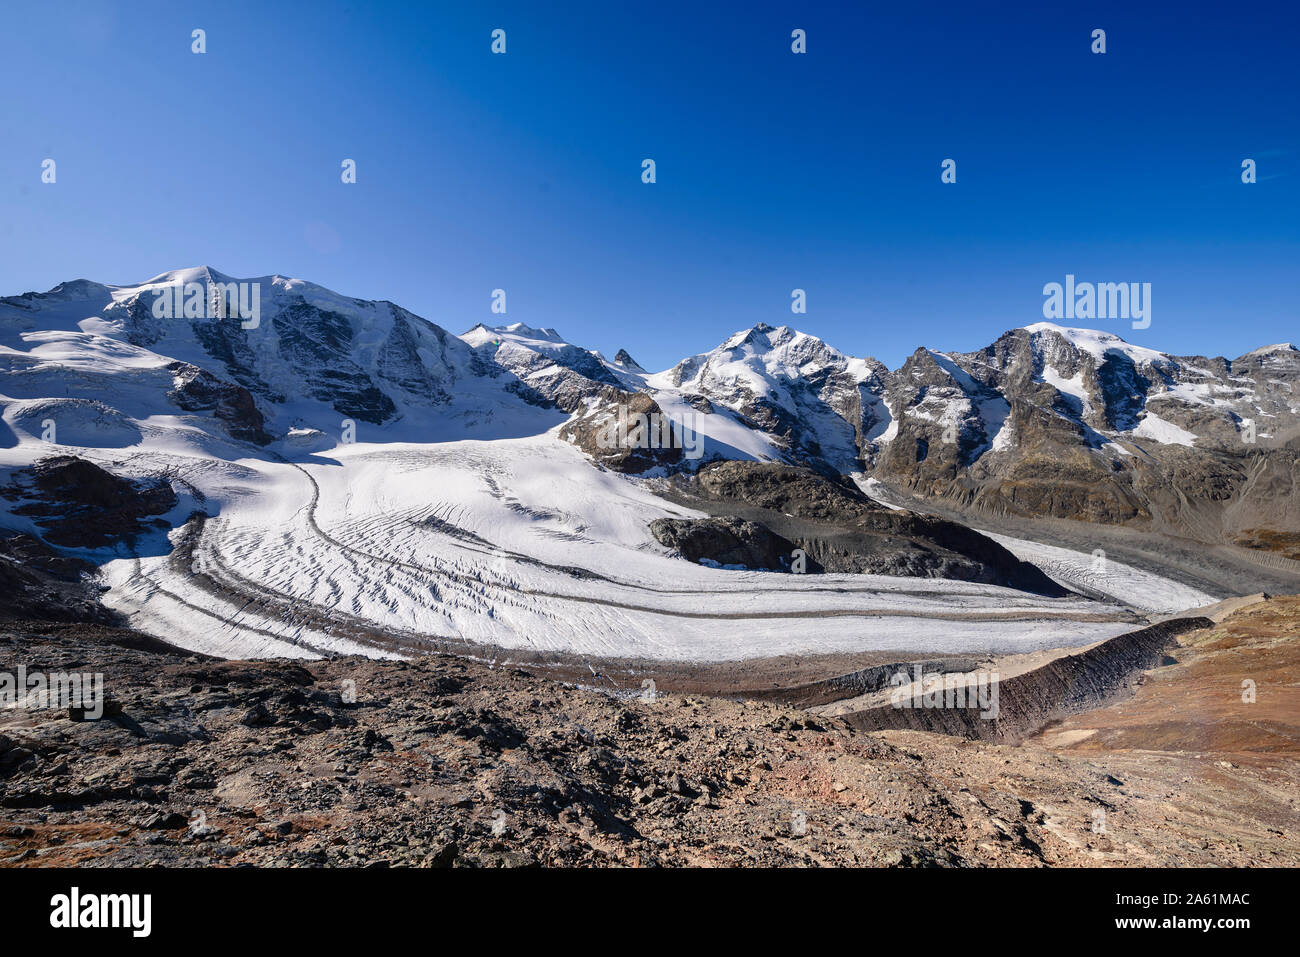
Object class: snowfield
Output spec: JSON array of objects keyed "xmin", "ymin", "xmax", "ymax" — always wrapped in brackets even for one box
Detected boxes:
[
  {"xmin": 0, "ymin": 270, "xmax": 1230, "ymax": 666},
  {"xmin": 82, "ymin": 432, "xmax": 1143, "ymax": 662}
]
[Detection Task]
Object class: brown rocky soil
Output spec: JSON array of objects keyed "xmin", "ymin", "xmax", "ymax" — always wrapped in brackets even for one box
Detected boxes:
[
  {"xmin": 2, "ymin": 598, "xmax": 1296, "ymax": 868},
  {"xmin": 1235, "ymin": 527, "xmax": 1300, "ymax": 562},
  {"xmin": 1029, "ymin": 595, "xmax": 1300, "ymax": 755},
  {"xmin": 826, "ymin": 618, "xmax": 1211, "ymax": 742}
]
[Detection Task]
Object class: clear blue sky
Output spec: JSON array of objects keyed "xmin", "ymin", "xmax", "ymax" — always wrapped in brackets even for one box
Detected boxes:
[{"xmin": 2, "ymin": 0, "xmax": 1296, "ymax": 369}]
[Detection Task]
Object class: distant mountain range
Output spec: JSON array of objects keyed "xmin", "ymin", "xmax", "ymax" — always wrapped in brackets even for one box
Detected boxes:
[{"xmin": 3, "ymin": 267, "xmax": 1297, "ymax": 558}]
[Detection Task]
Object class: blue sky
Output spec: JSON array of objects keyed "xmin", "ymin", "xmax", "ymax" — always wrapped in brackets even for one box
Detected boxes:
[{"xmin": 1, "ymin": 0, "xmax": 1296, "ymax": 370}]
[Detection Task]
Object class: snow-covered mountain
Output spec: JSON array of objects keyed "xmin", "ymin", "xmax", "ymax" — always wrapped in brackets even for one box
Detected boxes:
[
  {"xmin": 9, "ymin": 268, "xmax": 1292, "ymax": 478},
  {"xmin": 956, "ymin": 322, "xmax": 1300, "ymax": 452},
  {"xmin": 461, "ymin": 320, "xmax": 631, "ymax": 412},
  {"xmin": 866, "ymin": 322, "xmax": 1300, "ymax": 540},
  {"xmin": 2, "ymin": 267, "xmax": 1300, "ymax": 582},
  {"xmin": 0, "ymin": 267, "xmax": 565, "ymax": 449},
  {"xmin": 2, "ymin": 267, "xmax": 1297, "ymax": 667},
  {"xmin": 648, "ymin": 323, "xmax": 892, "ymax": 473}
]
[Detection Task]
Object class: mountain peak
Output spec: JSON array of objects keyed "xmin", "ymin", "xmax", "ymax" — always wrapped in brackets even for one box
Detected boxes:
[
  {"xmin": 499, "ymin": 321, "xmax": 564, "ymax": 342},
  {"xmin": 42, "ymin": 278, "xmax": 111, "ymax": 300},
  {"xmin": 720, "ymin": 323, "xmax": 808, "ymax": 352},
  {"xmin": 1023, "ymin": 321, "xmax": 1128, "ymax": 343},
  {"xmin": 460, "ymin": 321, "xmax": 570, "ymax": 349},
  {"xmin": 1022, "ymin": 321, "xmax": 1171, "ymax": 366},
  {"xmin": 1239, "ymin": 342, "xmax": 1298, "ymax": 360},
  {"xmin": 139, "ymin": 266, "xmax": 236, "ymax": 288},
  {"xmin": 613, "ymin": 348, "xmax": 644, "ymax": 370}
]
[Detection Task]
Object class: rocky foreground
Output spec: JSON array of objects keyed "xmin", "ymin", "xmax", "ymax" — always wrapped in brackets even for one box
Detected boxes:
[{"xmin": 1, "ymin": 598, "xmax": 1298, "ymax": 868}]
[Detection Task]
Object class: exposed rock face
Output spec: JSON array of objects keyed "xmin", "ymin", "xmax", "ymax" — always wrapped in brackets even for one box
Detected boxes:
[
  {"xmin": 613, "ymin": 349, "xmax": 644, "ymax": 371},
  {"xmin": 267, "ymin": 301, "xmax": 398, "ymax": 423},
  {"xmin": 695, "ymin": 460, "xmax": 881, "ymax": 520},
  {"xmin": 0, "ymin": 532, "xmax": 116, "ymax": 624},
  {"xmin": 2, "ymin": 456, "xmax": 177, "ymax": 549},
  {"xmin": 649, "ymin": 516, "xmax": 797, "ymax": 570},
  {"xmin": 559, "ymin": 390, "xmax": 685, "ymax": 473},
  {"xmin": 865, "ymin": 326, "xmax": 1300, "ymax": 548},
  {"xmin": 663, "ymin": 462, "xmax": 1066, "ymax": 593},
  {"xmin": 166, "ymin": 362, "xmax": 271, "ymax": 445}
]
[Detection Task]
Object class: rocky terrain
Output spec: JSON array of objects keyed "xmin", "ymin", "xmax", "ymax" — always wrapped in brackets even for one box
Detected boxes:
[
  {"xmin": 0, "ymin": 532, "xmax": 116, "ymax": 626},
  {"xmin": 559, "ymin": 389, "xmax": 685, "ymax": 472},
  {"xmin": 653, "ymin": 461, "xmax": 1064, "ymax": 592},
  {"xmin": 827, "ymin": 617, "xmax": 1211, "ymax": 742},
  {"xmin": 1, "ymin": 456, "xmax": 177, "ymax": 550},
  {"xmin": 2, "ymin": 595, "xmax": 1296, "ymax": 868},
  {"xmin": 648, "ymin": 515, "xmax": 797, "ymax": 571}
]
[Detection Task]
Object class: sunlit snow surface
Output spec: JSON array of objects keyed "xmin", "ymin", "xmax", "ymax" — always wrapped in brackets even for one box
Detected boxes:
[
  {"xmin": 0, "ymin": 277, "xmax": 1213, "ymax": 664},
  {"xmin": 21, "ymin": 431, "xmax": 1146, "ymax": 663}
]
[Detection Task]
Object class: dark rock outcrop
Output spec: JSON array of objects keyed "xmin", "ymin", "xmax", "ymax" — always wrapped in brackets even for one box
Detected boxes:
[
  {"xmin": 695, "ymin": 460, "xmax": 881, "ymax": 520},
  {"xmin": 649, "ymin": 517, "xmax": 797, "ymax": 570},
  {"xmin": 663, "ymin": 461, "xmax": 1066, "ymax": 593},
  {"xmin": 3, "ymin": 456, "xmax": 177, "ymax": 549},
  {"xmin": 612, "ymin": 349, "xmax": 644, "ymax": 371},
  {"xmin": 560, "ymin": 390, "xmax": 685, "ymax": 473},
  {"xmin": 0, "ymin": 532, "xmax": 116, "ymax": 623},
  {"xmin": 167, "ymin": 361, "xmax": 272, "ymax": 444}
]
